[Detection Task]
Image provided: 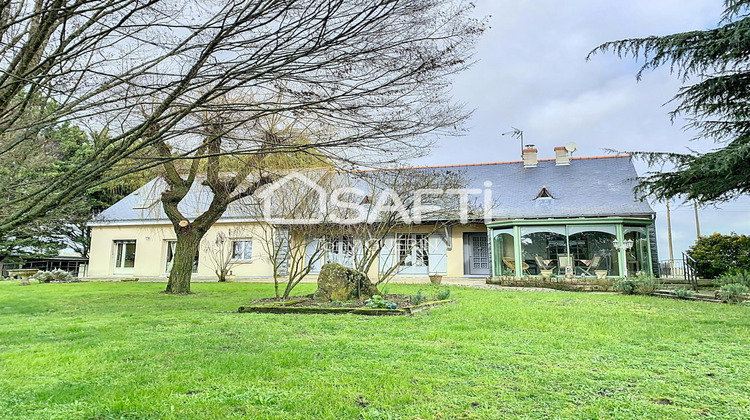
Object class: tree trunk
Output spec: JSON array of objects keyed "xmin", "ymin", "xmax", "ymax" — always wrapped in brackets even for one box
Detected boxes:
[{"xmin": 165, "ymin": 229, "xmax": 203, "ymax": 294}]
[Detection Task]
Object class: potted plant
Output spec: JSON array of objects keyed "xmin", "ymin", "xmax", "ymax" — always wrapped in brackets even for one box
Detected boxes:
[{"xmin": 429, "ymin": 273, "xmax": 443, "ymax": 284}]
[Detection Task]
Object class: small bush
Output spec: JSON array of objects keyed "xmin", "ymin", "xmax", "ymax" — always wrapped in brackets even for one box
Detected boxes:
[
  {"xmin": 614, "ymin": 276, "xmax": 660, "ymax": 295},
  {"xmin": 634, "ymin": 276, "xmax": 661, "ymax": 295},
  {"xmin": 411, "ymin": 290, "xmax": 427, "ymax": 305},
  {"xmin": 614, "ymin": 279, "xmax": 637, "ymax": 295},
  {"xmin": 32, "ymin": 269, "xmax": 77, "ymax": 283},
  {"xmin": 365, "ymin": 295, "xmax": 397, "ymax": 310},
  {"xmin": 435, "ymin": 287, "xmax": 451, "ymax": 301},
  {"xmin": 687, "ymin": 233, "xmax": 750, "ymax": 278},
  {"xmin": 718, "ymin": 283, "xmax": 749, "ymax": 304},
  {"xmin": 671, "ymin": 288, "xmax": 695, "ymax": 299},
  {"xmin": 714, "ymin": 269, "xmax": 750, "ymax": 289},
  {"xmin": 32, "ymin": 271, "xmax": 52, "ymax": 283}
]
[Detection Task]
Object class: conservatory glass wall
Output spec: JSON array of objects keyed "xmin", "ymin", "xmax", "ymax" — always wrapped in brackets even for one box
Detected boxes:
[
  {"xmin": 487, "ymin": 218, "xmax": 653, "ymax": 278},
  {"xmin": 491, "ymin": 228, "xmax": 516, "ymax": 277}
]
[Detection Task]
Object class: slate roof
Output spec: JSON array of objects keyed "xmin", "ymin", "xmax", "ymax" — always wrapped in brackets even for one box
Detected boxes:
[{"xmin": 91, "ymin": 155, "xmax": 654, "ymax": 225}]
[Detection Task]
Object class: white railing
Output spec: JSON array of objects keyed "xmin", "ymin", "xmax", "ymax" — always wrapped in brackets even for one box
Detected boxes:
[{"xmin": 659, "ymin": 259, "xmax": 686, "ymax": 279}]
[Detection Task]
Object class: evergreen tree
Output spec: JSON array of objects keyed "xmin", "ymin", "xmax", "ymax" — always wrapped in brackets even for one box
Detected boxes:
[
  {"xmin": 0, "ymin": 98, "xmax": 143, "ymax": 261},
  {"xmin": 589, "ymin": 0, "xmax": 750, "ymax": 203}
]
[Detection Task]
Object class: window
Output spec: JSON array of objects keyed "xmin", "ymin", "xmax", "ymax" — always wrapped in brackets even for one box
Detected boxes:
[
  {"xmin": 397, "ymin": 234, "xmax": 429, "ymax": 267},
  {"xmin": 114, "ymin": 240, "xmax": 136, "ymax": 273},
  {"xmin": 534, "ymin": 185, "xmax": 554, "ymax": 199},
  {"xmin": 324, "ymin": 235, "xmax": 354, "ymax": 267},
  {"xmin": 165, "ymin": 241, "xmax": 199, "ymax": 273},
  {"xmin": 492, "ymin": 228, "xmax": 515, "ymax": 276},
  {"xmin": 232, "ymin": 240, "xmax": 253, "ymax": 261},
  {"xmin": 520, "ymin": 227, "xmax": 567, "ymax": 275},
  {"xmin": 624, "ymin": 226, "xmax": 651, "ymax": 277},
  {"xmin": 568, "ymin": 226, "xmax": 618, "ymax": 278}
]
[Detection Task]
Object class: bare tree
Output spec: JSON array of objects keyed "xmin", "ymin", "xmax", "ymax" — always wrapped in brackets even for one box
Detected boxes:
[
  {"xmin": 341, "ymin": 168, "xmax": 477, "ymax": 286},
  {"xmin": 202, "ymin": 229, "xmax": 245, "ymax": 283},
  {"xmin": 0, "ymin": 0, "xmax": 485, "ymax": 241},
  {"xmin": 252, "ymin": 169, "xmax": 336, "ymax": 298},
  {"xmin": 260, "ymin": 225, "xmax": 329, "ymax": 299},
  {"xmin": 157, "ymin": 90, "xmax": 342, "ymax": 293}
]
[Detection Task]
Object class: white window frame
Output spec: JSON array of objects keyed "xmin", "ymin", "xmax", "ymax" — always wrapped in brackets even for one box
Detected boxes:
[
  {"xmin": 164, "ymin": 240, "xmax": 200, "ymax": 274},
  {"xmin": 397, "ymin": 234, "xmax": 429, "ymax": 267},
  {"xmin": 232, "ymin": 239, "xmax": 253, "ymax": 262},
  {"xmin": 113, "ymin": 240, "xmax": 136, "ymax": 274},
  {"xmin": 324, "ymin": 235, "xmax": 355, "ymax": 267}
]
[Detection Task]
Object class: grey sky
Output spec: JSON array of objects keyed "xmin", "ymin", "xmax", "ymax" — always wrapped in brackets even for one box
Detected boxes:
[{"xmin": 414, "ymin": 0, "xmax": 750, "ymax": 260}]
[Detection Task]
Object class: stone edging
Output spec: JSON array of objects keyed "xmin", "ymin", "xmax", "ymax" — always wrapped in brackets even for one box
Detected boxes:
[{"xmin": 237, "ymin": 299, "xmax": 454, "ymax": 316}]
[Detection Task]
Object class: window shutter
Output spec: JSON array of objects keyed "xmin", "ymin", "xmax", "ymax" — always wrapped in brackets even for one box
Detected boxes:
[
  {"xmin": 274, "ymin": 229, "xmax": 290, "ymax": 275},
  {"xmin": 378, "ymin": 235, "xmax": 395, "ymax": 274},
  {"xmin": 428, "ymin": 233, "xmax": 448, "ymax": 275},
  {"xmin": 306, "ymin": 238, "xmax": 322, "ymax": 273}
]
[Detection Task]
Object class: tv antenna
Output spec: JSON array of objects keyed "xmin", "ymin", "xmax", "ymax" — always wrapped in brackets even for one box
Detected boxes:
[{"xmin": 502, "ymin": 127, "xmax": 524, "ymax": 158}]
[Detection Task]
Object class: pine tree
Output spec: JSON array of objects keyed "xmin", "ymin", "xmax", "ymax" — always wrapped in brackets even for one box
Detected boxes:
[{"xmin": 589, "ymin": 0, "xmax": 750, "ymax": 203}]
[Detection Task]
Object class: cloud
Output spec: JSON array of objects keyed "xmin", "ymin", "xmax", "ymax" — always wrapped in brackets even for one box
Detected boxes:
[{"xmin": 415, "ymin": 0, "xmax": 750, "ymax": 255}]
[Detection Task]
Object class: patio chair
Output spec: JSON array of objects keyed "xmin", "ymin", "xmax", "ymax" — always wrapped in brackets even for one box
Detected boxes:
[
  {"xmin": 534, "ymin": 254, "xmax": 555, "ymax": 271},
  {"xmin": 579, "ymin": 255, "xmax": 602, "ymax": 277},
  {"xmin": 502, "ymin": 257, "xmax": 529, "ymax": 275},
  {"xmin": 557, "ymin": 254, "xmax": 573, "ymax": 276}
]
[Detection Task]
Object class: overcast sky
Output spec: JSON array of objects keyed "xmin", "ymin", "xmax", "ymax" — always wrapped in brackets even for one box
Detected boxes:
[{"xmin": 413, "ymin": 0, "xmax": 750, "ymax": 260}]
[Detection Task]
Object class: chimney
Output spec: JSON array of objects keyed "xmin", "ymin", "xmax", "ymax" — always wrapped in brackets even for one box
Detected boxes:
[
  {"xmin": 554, "ymin": 146, "xmax": 570, "ymax": 166},
  {"xmin": 522, "ymin": 146, "xmax": 538, "ymax": 168}
]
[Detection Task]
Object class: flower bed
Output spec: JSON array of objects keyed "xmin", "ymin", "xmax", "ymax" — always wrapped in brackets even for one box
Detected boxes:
[{"xmin": 238, "ymin": 294, "xmax": 453, "ymax": 316}]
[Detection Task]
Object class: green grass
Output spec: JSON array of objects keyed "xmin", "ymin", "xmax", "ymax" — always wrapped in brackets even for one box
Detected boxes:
[{"xmin": 0, "ymin": 281, "xmax": 749, "ymax": 419}]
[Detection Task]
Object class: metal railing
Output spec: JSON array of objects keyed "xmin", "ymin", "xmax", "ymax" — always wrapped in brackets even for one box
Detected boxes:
[
  {"xmin": 683, "ymin": 252, "xmax": 698, "ymax": 291},
  {"xmin": 659, "ymin": 254, "xmax": 699, "ymax": 290}
]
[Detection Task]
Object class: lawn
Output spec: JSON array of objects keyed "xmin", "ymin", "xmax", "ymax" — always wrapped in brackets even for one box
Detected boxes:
[{"xmin": 0, "ymin": 281, "xmax": 748, "ymax": 419}]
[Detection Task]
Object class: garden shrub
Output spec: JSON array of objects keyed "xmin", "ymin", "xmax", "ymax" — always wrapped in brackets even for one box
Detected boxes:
[
  {"xmin": 614, "ymin": 279, "xmax": 637, "ymax": 295},
  {"xmin": 435, "ymin": 287, "xmax": 451, "ymax": 301},
  {"xmin": 32, "ymin": 269, "xmax": 77, "ymax": 283},
  {"xmin": 687, "ymin": 233, "xmax": 750, "ymax": 279},
  {"xmin": 411, "ymin": 290, "xmax": 427, "ymax": 305},
  {"xmin": 634, "ymin": 276, "xmax": 661, "ymax": 295},
  {"xmin": 671, "ymin": 288, "xmax": 695, "ymax": 299},
  {"xmin": 718, "ymin": 283, "xmax": 749, "ymax": 304},
  {"xmin": 714, "ymin": 269, "xmax": 750, "ymax": 289},
  {"xmin": 614, "ymin": 276, "xmax": 660, "ymax": 295},
  {"xmin": 365, "ymin": 295, "xmax": 397, "ymax": 310}
]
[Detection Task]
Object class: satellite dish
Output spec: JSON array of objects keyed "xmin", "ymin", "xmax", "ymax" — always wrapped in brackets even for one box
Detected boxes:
[{"xmin": 565, "ymin": 142, "xmax": 578, "ymax": 153}]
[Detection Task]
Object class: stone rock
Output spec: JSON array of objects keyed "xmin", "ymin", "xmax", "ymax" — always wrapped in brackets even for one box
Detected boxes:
[{"xmin": 315, "ymin": 263, "xmax": 378, "ymax": 301}]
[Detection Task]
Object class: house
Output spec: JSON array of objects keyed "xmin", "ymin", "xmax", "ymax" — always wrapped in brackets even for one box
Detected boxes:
[
  {"xmin": 87, "ymin": 147, "xmax": 657, "ymax": 281},
  {"xmin": 1, "ymin": 254, "xmax": 89, "ymax": 278}
]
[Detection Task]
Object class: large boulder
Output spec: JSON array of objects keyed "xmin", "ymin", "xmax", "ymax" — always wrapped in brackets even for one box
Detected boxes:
[{"xmin": 315, "ymin": 263, "xmax": 379, "ymax": 301}]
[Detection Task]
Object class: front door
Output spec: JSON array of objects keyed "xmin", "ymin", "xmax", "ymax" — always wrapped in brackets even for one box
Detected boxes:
[{"xmin": 464, "ymin": 233, "xmax": 490, "ymax": 275}]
